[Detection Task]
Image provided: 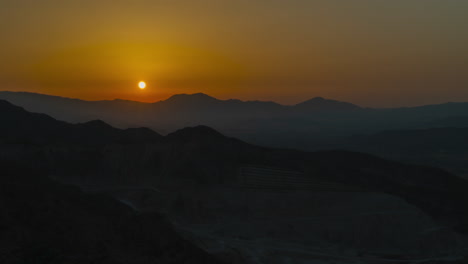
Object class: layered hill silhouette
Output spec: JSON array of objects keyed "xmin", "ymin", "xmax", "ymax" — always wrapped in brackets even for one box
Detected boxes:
[
  {"xmin": 0, "ymin": 91, "xmax": 363, "ymax": 134},
  {"xmin": 2, "ymin": 91, "xmax": 468, "ymax": 150},
  {"xmin": 2, "ymin": 99, "xmax": 468, "ymax": 234},
  {"xmin": 4, "ymin": 99, "xmax": 468, "ymax": 261},
  {"xmin": 0, "ymin": 100, "xmax": 163, "ymax": 145}
]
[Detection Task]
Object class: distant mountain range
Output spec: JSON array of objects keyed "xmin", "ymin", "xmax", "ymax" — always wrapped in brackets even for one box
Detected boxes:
[
  {"xmin": 0, "ymin": 91, "xmax": 363, "ymax": 132},
  {"xmin": 2, "ymin": 91, "xmax": 468, "ymax": 140},
  {"xmin": 3, "ymin": 91, "xmax": 468, "ymax": 177}
]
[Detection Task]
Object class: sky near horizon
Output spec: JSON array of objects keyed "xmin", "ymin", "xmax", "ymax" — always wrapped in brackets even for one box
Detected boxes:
[{"xmin": 1, "ymin": 0, "xmax": 467, "ymax": 107}]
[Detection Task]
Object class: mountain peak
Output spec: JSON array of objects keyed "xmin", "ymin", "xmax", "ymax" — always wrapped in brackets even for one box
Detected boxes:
[
  {"xmin": 167, "ymin": 125, "xmax": 226, "ymax": 142},
  {"xmin": 298, "ymin": 97, "xmax": 342, "ymax": 104},
  {"xmin": 78, "ymin": 120, "xmax": 115, "ymax": 130},
  {"xmin": 120, "ymin": 127, "xmax": 163, "ymax": 143},
  {"xmin": 309, "ymin": 96, "xmax": 326, "ymax": 101},
  {"xmin": 165, "ymin": 93, "xmax": 218, "ymax": 103}
]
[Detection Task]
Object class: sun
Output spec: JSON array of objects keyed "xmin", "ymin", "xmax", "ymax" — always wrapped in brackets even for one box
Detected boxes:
[{"xmin": 138, "ymin": 81, "xmax": 146, "ymax": 89}]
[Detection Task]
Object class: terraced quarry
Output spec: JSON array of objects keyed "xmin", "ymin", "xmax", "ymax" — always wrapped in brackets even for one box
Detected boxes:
[{"xmin": 93, "ymin": 165, "xmax": 467, "ymax": 264}]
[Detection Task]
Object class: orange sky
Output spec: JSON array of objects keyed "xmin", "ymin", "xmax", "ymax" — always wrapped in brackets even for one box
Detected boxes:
[{"xmin": 1, "ymin": 0, "xmax": 468, "ymax": 107}]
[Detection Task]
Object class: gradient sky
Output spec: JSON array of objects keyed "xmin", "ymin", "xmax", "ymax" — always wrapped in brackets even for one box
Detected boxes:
[{"xmin": 1, "ymin": 0, "xmax": 467, "ymax": 107}]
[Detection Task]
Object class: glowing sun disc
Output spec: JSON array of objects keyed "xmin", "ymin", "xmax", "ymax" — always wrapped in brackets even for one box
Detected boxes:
[{"xmin": 138, "ymin": 81, "xmax": 146, "ymax": 89}]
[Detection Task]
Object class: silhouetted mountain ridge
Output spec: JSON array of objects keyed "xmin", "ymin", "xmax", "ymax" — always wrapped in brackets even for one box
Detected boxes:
[
  {"xmin": 295, "ymin": 96, "xmax": 361, "ymax": 112},
  {"xmin": 164, "ymin": 93, "xmax": 219, "ymax": 104},
  {"xmin": 0, "ymin": 99, "xmax": 163, "ymax": 145},
  {"xmin": 168, "ymin": 125, "xmax": 227, "ymax": 141},
  {"xmin": 5, "ymin": 99, "xmax": 468, "ymax": 263},
  {"xmin": 2, "ymin": 100, "xmax": 468, "ymax": 237},
  {"xmin": 78, "ymin": 119, "xmax": 115, "ymax": 130},
  {"xmin": 4, "ymin": 97, "xmax": 468, "ymax": 262}
]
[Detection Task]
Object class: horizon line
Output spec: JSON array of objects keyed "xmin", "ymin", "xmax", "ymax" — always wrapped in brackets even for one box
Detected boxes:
[
  {"xmin": 0, "ymin": 90, "xmax": 344, "ymax": 107},
  {"xmin": 0, "ymin": 90, "xmax": 465, "ymax": 109}
]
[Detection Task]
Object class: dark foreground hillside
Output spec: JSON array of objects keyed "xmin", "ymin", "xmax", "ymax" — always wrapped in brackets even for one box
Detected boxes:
[{"xmin": 0, "ymin": 162, "xmax": 223, "ymax": 264}]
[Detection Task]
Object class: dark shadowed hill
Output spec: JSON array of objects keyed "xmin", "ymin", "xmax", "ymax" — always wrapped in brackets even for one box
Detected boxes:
[
  {"xmin": 0, "ymin": 161, "xmax": 224, "ymax": 264},
  {"xmin": 2, "ymin": 99, "xmax": 468, "ymax": 237},
  {"xmin": 0, "ymin": 100, "xmax": 163, "ymax": 145},
  {"xmin": 294, "ymin": 97, "xmax": 361, "ymax": 112}
]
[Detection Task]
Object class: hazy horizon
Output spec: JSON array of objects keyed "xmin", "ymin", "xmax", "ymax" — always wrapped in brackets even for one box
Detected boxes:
[
  {"xmin": 1, "ymin": 0, "xmax": 468, "ymax": 107},
  {"xmin": 4, "ymin": 89, "xmax": 468, "ymax": 109}
]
